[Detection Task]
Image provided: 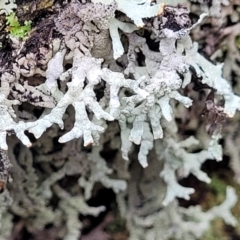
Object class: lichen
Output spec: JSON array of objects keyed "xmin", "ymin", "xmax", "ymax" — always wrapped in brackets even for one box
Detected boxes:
[{"xmin": 0, "ymin": 0, "xmax": 240, "ymax": 239}]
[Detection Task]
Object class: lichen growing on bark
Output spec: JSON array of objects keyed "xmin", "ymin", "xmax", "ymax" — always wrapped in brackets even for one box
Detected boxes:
[{"xmin": 0, "ymin": 0, "xmax": 240, "ymax": 239}]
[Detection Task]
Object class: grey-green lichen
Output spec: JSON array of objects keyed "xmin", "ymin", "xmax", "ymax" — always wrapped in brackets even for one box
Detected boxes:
[{"xmin": 0, "ymin": 0, "xmax": 240, "ymax": 239}]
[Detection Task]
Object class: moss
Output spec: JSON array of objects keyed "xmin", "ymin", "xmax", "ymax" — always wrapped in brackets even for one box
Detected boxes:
[{"xmin": 5, "ymin": 12, "xmax": 31, "ymax": 39}]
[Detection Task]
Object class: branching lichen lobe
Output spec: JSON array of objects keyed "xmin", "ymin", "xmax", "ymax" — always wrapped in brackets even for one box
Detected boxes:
[{"xmin": 0, "ymin": 0, "xmax": 239, "ymax": 239}]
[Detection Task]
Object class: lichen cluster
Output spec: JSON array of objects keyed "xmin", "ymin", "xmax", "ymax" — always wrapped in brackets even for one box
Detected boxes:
[{"xmin": 0, "ymin": 0, "xmax": 240, "ymax": 239}]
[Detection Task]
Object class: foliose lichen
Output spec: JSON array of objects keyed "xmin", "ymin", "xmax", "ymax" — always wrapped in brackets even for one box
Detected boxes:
[{"xmin": 0, "ymin": 0, "xmax": 240, "ymax": 239}]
